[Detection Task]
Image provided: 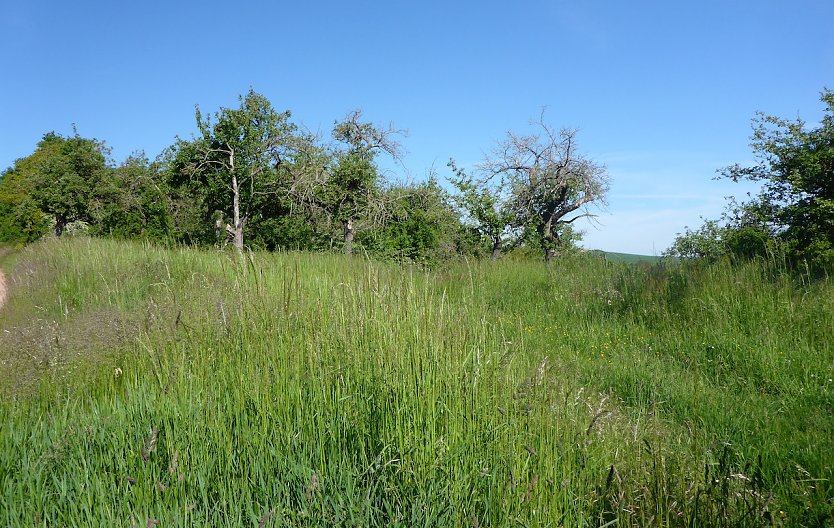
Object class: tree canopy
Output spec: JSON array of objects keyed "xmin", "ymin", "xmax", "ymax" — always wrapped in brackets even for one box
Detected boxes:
[
  {"xmin": 169, "ymin": 90, "xmax": 299, "ymax": 251},
  {"xmin": 27, "ymin": 132, "xmax": 110, "ymax": 237},
  {"xmin": 0, "ymin": 90, "xmax": 615, "ymax": 265},
  {"xmin": 668, "ymin": 89, "xmax": 834, "ymax": 269},
  {"xmin": 451, "ymin": 116, "xmax": 609, "ymax": 261}
]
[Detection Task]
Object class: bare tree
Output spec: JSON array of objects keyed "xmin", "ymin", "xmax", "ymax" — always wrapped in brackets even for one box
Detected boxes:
[
  {"xmin": 482, "ymin": 115, "xmax": 609, "ymax": 261},
  {"xmin": 333, "ymin": 110, "xmax": 404, "ymax": 160}
]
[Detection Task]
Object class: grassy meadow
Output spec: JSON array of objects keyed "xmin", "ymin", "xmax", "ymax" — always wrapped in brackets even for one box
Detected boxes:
[{"xmin": 0, "ymin": 238, "xmax": 832, "ymax": 527}]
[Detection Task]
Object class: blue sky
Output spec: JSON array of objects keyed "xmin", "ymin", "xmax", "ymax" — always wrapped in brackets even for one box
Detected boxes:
[{"xmin": 2, "ymin": 0, "xmax": 832, "ymax": 254}]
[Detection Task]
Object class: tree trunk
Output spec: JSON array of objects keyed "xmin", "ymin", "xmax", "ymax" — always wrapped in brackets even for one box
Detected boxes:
[
  {"xmin": 344, "ymin": 218, "xmax": 355, "ymax": 256},
  {"xmin": 215, "ymin": 216, "xmax": 223, "ymax": 245},
  {"xmin": 490, "ymin": 238, "xmax": 501, "ymax": 261},
  {"xmin": 232, "ymin": 225, "xmax": 244, "ymax": 252},
  {"xmin": 229, "ymin": 153, "xmax": 244, "ymax": 252},
  {"xmin": 54, "ymin": 214, "xmax": 67, "ymax": 237},
  {"xmin": 542, "ymin": 216, "xmax": 556, "ymax": 262}
]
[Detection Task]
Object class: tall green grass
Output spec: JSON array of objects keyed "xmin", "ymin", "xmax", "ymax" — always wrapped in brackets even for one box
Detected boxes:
[{"xmin": 0, "ymin": 237, "xmax": 831, "ymax": 526}]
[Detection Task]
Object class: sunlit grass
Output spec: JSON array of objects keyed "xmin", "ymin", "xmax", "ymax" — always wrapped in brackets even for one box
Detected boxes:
[{"xmin": 1, "ymin": 237, "xmax": 831, "ymax": 526}]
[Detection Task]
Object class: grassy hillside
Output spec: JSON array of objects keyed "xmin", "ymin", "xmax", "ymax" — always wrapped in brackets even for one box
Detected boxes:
[
  {"xmin": 603, "ymin": 252, "xmax": 664, "ymax": 265},
  {"xmin": 1, "ymin": 238, "xmax": 832, "ymax": 527}
]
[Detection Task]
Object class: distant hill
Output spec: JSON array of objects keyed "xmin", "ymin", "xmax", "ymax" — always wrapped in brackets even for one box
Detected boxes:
[{"xmin": 600, "ymin": 251, "xmax": 664, "ymax": 264}]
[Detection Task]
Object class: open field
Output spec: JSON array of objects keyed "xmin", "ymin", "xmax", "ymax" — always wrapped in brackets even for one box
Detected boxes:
[
  {"xmin": 602, "ymin": 252, "xmax": 664, "ymax": 265},
  {"xmin": 1, "ymin": 238, "xmax": 832, "ymax": 526}
]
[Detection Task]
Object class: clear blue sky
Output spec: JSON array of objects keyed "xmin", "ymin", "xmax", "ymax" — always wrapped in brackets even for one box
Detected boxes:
[{"xmin": 2, "ymin": 0, "xmax": 832, "ymax": 254}]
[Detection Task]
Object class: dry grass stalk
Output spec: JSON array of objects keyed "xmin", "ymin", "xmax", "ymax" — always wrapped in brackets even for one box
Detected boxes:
[
  {"xmin": 141, "ymin": 426, "xmax": 158, "ymax": 462},
  {"xmin": 586, "ymin": 396, "xmax": 611, "ymax": 436},
  {"xmin": 306, "ymin": 472, "xmax": 319, "ymax": 501},
  {"xmin": 258, "ymin": 508, "xmax": 276, "ymax": 528},
  {"xmin": 168, "ymin": 450, "xmax": 179, "ymax": 474}
]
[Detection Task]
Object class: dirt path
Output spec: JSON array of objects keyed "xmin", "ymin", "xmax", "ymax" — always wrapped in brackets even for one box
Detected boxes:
[{"xmin": 0, "ymin": 270, "xmax": 6, "ymax": 310}]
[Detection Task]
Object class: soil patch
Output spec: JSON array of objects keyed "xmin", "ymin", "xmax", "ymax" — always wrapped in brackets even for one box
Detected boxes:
[{"xmin": 0, "ymin": 270, "xmax": 6, "ymax": 310}]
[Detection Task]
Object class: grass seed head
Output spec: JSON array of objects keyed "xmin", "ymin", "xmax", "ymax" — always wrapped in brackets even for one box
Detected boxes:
[{"xmin": 141, "ymin": 426, "xmax": 158, "ymax": 462}]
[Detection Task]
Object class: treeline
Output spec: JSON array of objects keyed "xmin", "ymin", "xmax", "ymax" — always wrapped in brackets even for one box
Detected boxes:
[
  {"xmin": 0, "ymin": 91, "xmax": 609, "ymax": 263},
  {"xmin": 666, "ymin": 89, "xmax": 834, "ymax": 271}
]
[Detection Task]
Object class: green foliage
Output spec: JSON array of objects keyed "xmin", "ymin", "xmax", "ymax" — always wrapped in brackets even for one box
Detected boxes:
[
  {"xmin": 0, "ymin": 135, "xmax": 183, "ymax": 246},
  {"xmin": 448, "ymin": 160, "xmax": 515, "ymax": 258},
  {"xmin": 169, "ymin": 89, "xmax": 299, "ymax": 249},
  {"xmin": 725, "ymin": 89, "xmax": 834, "ymax": 268},
  {"xmin": 29, "ymin": 131, "xmax": 111, "ymax": 236},
  {"xmin": 723, "ymin": 225, "xmax": 773, "ymax": 260},
  {"xmin": 328, "ymin": 151, "xmax": 378, "ymax": 222},
  {"xmin": 665, "ymin": 219, "xmax": 777, "ymax": 263},
  {"xmin": 92, "ymin": 154, "xmax": 174, "ymax": 241},
  {"xmin": 0, "ymin": 93, "xmax": 618, "ymax": 266},
  {"xmin": 460, "ymin": 119, "xmax": 609, "ymax": 260},
  {"xmin": 0, "ymin": 168, "xmax": 50, "ymax": 243},
  {"xmin": 665, "ymin": 219, "xmax": 731, "ymax": 261},
  {"xmin": 671, "ymin": 89, "xmax": 834, "ymax": 270},
  {"xmin": 0, "ymin": 132, "xmax": 109, "ymax": 240},
  {"xmin": 515, "ymin": 215, "xmax": 586, "ymax": 257},
  {"xmin": 302, "ymin": 111, "xmax": 405, "ymax": 255},
  {"xmin": 0, "ymin": 134, "xmax": 61, "ymax": 243},
  {"xmin": 361, "ymin": 178, "xmax": 461, "ymax": 264}
]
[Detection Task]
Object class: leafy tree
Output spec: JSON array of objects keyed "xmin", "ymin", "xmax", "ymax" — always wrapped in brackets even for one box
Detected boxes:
[
  {"xmin": 665, "ymin": 220, "xmax": 777, "ymax": 263},
  {"xmin": 0, "ymin": 167, "xmax": 49, "ymax": 243},
  {"xmin": 27, "ymin": 132, "xmax": 110, "ymax": 237},
  {"xmin": 665, "ymin": 219, "xmax": 732, "ymax": 261},
  {"xmin": 361, "ymin": 178, "xmax": 462, "ymax": 264},
  {"xmin": 668, "ymin": 89, "xmax": 834, "ymax": 268},
  {"xmin": 94, "ymin": 153, "xmax": 174, "ymax": 240},
  {"xmin": 317, "ymin": 110, "xmax": 404, "ymax": 255},
  {"xmin": 281, "ymin": 111, "xmax": 405, "ymax": 256},
  {"xmin": 242, "ymin": 133, "xmax": 327, "ymax": 251},
  {"xmin": 722, "ymin": 89, "xmax": 834, "ymax": 267},
  {"xmin": 170, "ymin": 90, "xmax": 298, "ymax": 251},
  {"xmin": 447, "ymin": 160, "xmax": 515, "ymax": 260},
  {"xmin": 479, "ymin": 116, "xmax": 609, "ymax": 261}
]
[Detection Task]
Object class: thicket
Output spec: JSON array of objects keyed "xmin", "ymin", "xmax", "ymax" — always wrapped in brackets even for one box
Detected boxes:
[{"xmin": 0, "ymin": 91, "xmax": 608, "ymax": 265}]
